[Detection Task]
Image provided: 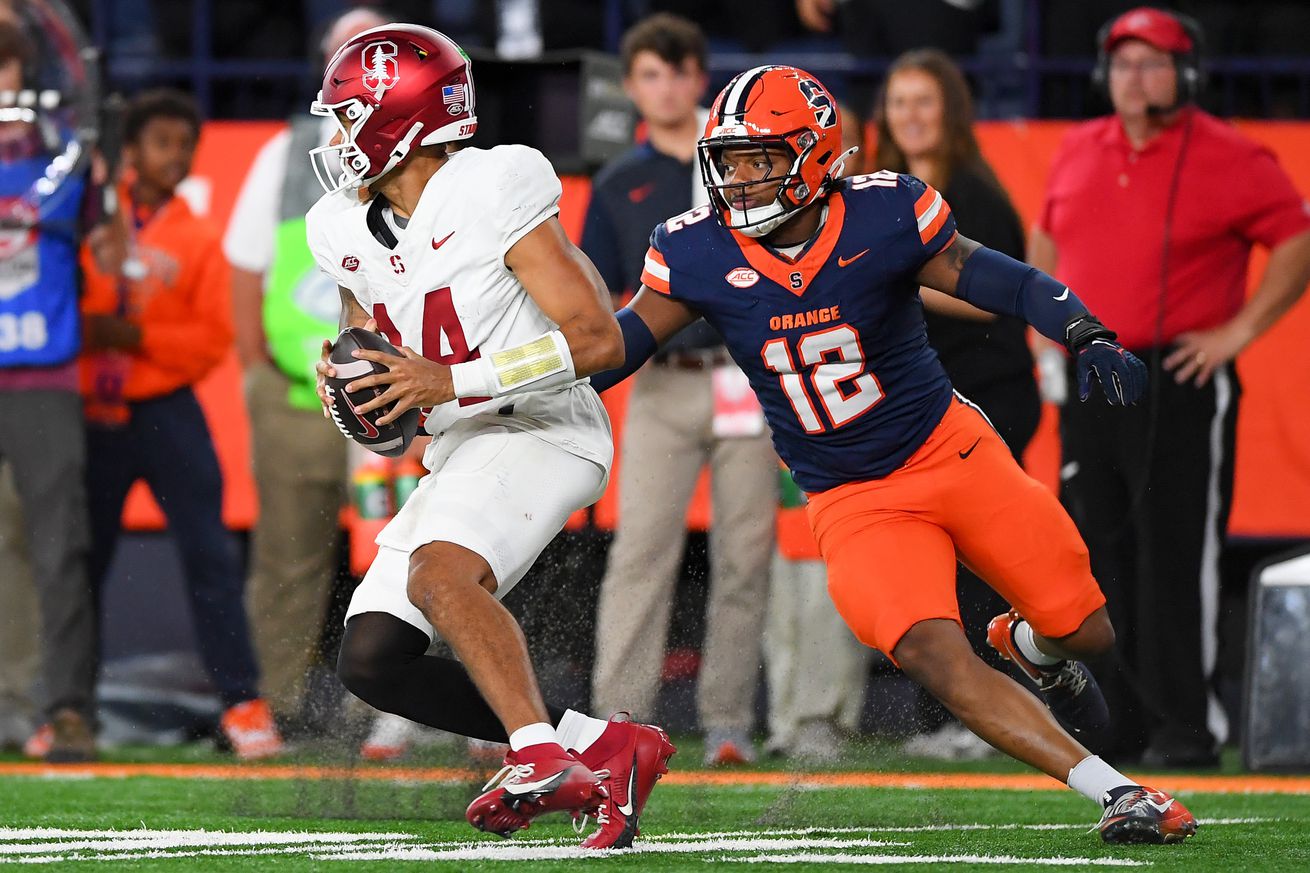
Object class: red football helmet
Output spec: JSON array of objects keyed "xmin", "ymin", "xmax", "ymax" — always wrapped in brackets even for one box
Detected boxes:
[
  {"xmin": 310, "ymin": 23, "xmax": 477, "ymax": 194},
  {"xmin": 698, "ymin": 65, "xmax": 855, "ymax": 237}
]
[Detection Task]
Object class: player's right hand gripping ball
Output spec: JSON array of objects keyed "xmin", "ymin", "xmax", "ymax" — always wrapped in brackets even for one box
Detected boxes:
[{"xmin": 324, "ymin": 327, "xmax": 420, "ymax": 457}]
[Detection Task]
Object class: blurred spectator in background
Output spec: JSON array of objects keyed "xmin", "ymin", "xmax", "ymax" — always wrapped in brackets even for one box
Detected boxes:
[
  {"xmin": 226, "ymin": 5, "xmax": 386, "ymax": 740},
  {"xmin": 873, "ymin": 49, "xmax": 1040, "ymax": 761},
  {"xmin": 0, "ymin": 15, "xmax": 107, "ymax": 763},
  {"xmin": 761, "ymin": 102, "xmax": 869, "ymax": 764},
  {"xmin": 1030, "ymin": 7, "xmax": 1310, "ymax": 766},
  {"xmin": 795, "ymin": 0, "xmax": 996, "ymax": 56},
  {"xmin": 1038, "ymin": 0, "xmax": 1140, "ymax": 117},
  {"xmin": 585, "ymin": 14, "xmax": 776, "ymax": 766},
  {"xmin": 0, "ymin": 466, "xmax": 37, "ymax": 750},
  {"xmin": 349, "ymin": 0, "xmax": 607, "ymax": 57},
  {"xmin": 796, "ymin": 0, "xmax": 1000, "ymax": 113},
  {"xmin": 653, "ymin": 0, "xmax": 807, "ymax": 53},
  {"xmin": 78, "ymin": 89, "xmax": 284, "ymax": 760}
]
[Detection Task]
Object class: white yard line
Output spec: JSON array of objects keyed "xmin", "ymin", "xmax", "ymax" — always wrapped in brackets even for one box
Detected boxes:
[
  {"xmin": 320, "ymin": 837, "xmax": 913, "ymax": 862},
  {"xmin": 0, "ymin": 819, "xmax": 1274, "ymax": 865},
  {"xmin": 0, "ymin": 829, "xmax": 410, "ymax": 842},
  {"xmin": 726, "ymin": 853, "xmax": 1149, "ymax": 866},
  {"xmin": 0, "ymin": 845, "xmax": 401, "ymax": 865},
  {"xmin": 638, "ymin": 818, "xmax": 1271, "ymax": 840}
]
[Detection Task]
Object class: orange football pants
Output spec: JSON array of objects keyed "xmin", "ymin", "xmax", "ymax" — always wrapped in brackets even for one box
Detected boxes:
[{"xmin": 807, "ymin": 396, "xmax": 1105, "ymax": 663}]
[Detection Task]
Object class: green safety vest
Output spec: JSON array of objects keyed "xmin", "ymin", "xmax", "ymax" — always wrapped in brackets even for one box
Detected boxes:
[{"xmin": 264, "ymin": 117, "xmax": 341, "ymax": 409}]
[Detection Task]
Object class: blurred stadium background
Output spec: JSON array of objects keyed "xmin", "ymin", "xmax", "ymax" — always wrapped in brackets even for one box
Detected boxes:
[{"xmin": 5, "ymin": 0, "xmax": 1309, "ymax": 769}]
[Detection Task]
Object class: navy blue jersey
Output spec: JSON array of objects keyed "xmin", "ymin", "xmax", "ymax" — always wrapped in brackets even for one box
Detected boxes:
[{"xmin": 641, "ymin": 172, "xmax": 958, "ymax": 493}]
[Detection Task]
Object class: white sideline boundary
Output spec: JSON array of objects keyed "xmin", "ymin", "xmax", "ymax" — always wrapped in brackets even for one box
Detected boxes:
[{"xmin": 0, "ymin": 819, "xmax": 1274, "ymax": 865}]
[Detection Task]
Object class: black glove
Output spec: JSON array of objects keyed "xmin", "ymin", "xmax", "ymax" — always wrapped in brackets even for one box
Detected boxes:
[{"xmin": 1064, "ymin": 314, "xmax": 1147, "ymax": 405}]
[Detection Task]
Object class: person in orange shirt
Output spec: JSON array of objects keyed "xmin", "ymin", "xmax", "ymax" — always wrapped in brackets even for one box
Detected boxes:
[{"xmin": 78, "ymin": 90, "xmax": 282, "ymax": 759}]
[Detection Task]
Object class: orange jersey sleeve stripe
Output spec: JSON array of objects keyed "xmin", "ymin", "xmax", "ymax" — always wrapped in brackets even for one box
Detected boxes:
[
  {"xmin": 914, "ymin": 186, "xmax": 938, "ymax": 216},
  {"xmin": 919, "ymin": 200, "xmax": 952, "ymax": 245},
  {"xmin": 642, "ymin": 269, "xmax": 671, "ymax": 294},
  {"xmin": 642, "ymin": 247, "xmax": 672, "ymax": 294}
]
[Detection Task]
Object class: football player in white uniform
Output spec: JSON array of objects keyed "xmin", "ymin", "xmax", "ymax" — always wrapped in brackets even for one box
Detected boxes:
[{"xmin": 306, "ymin": 25, "xmax": 674, "ymax": 848}]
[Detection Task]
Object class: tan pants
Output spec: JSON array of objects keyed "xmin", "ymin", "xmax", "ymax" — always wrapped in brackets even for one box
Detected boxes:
[
  {"xmin": 244, "ymin": 364, "xmax": 348, "ymax": 717},
  {"xmin": 764, "ymin": 554, "xmax": 870, "ymax": 749},
  {"xmin": 0, "ymin": 464, "xmax": 38, "ymax": 733},
  {"xmin": 592, "ymin": 363, "xmax": 776, "ymax": 732}
]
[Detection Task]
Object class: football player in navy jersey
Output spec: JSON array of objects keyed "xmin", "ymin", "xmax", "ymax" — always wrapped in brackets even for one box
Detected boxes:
[{"xmin": 590, "ymin": 65, "xmax": 1195, "ymax": 845}]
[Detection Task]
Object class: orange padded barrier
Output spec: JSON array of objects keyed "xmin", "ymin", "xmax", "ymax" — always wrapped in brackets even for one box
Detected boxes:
[{"xmin": 123, "ymin": 120, "xmax": 1310, "ymax": 546}]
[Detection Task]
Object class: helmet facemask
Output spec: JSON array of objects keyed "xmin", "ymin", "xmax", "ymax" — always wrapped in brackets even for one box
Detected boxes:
[
  {"xmin": 308, "ymin": 95, "xmax": 425, "ymax": 196},
  {"xmin": 308, "ymin": 96, "xmax": 375, "ymax": 195},
  {"xmin": 698, "ymin": 129, "xmax": 821, "ymax": 238}
]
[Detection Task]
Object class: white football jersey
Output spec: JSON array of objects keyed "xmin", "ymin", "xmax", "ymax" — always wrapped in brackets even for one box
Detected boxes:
[{"xmin": 306, "ymin": 145, "xmax": 612, "ymax": 472}]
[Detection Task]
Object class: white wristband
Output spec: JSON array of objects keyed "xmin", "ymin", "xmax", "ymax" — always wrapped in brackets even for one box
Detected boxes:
[{"xmin": 450, "ymin": 330, "xmax": 576, "ymax": 399}]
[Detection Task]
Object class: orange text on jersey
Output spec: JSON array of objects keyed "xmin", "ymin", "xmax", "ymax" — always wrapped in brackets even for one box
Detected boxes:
[{"xmin": 770, "ymin": 305, "xmax": 841, "ymax": 332}]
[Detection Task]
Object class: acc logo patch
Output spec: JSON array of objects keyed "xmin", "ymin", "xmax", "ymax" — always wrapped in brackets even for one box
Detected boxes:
[
  {"xmin": 341, "ymin": 255, "xmax": 360, "ymax": 272},
  {"xmin": 361, "ymin": 40, "xmax": 399, "ymax": 100},
  {"xmin": 725, "ymin": 267, "xmax": 760, "ymax": 289}
]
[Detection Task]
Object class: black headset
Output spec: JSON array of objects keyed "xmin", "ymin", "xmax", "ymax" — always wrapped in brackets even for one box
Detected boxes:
[{"xmin": 1092, "ymin": 8, "xmax": 1207, "ymax": 107}]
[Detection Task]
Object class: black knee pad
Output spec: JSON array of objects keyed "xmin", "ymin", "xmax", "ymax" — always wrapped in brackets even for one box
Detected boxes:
[{"xmin": 336, "ymin": 612, "xmax": 430, "ymax": 704}]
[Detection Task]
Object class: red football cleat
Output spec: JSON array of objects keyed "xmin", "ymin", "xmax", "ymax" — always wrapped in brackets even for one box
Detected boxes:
[
  {"xmin": 574, "ymin": 716, "xmax": 676, "ymax": 849},
  {"xmin": 465, "ymin": 743, "xmax": 605, "ymax": 837},
  {"xmin": 1098, "ymin": 786, "xmax": 1198, "ymax": 844}
]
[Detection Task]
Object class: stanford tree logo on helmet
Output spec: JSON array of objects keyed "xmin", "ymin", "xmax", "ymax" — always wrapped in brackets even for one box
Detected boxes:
[{"xmin": 360, "ymin": 41, "xmax": 399, "ymax": 100}]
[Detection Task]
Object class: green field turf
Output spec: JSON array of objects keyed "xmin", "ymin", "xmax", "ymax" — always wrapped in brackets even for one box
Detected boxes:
[{"xmin": 2, "ymin": 741, "xmax": 1308, "ymax": 870}]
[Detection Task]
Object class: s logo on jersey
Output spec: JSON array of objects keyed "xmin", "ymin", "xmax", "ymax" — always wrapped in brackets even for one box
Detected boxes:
[
  {"xmin": 361, "ymin": 41, "xmax": 399, "ymax": 100},
  {"xmin": 725, "ymin": 267, "xmax": 760, "ymax": 289},
  {"xmin": 341, "ymin": 255, "xmax": 360, "ymax": 272}
]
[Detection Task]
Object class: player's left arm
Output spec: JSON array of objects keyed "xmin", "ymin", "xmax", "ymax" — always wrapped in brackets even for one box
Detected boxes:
[
  {"xmin": 349, "ymin": 217, "xmax": 623, "ymax": 424},
  {"xmin": 499, "ymin": 215, "xmax": 624, "ymax": 376},
  {"xmin": 917, "ymin": 234, "xmax": 1147, "ymax": 405}
]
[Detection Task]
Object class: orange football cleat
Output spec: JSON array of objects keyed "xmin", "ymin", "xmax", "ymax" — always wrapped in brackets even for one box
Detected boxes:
[{"xmin": 220, "ymin": 698, "xmax": 284, "ymax": 760}]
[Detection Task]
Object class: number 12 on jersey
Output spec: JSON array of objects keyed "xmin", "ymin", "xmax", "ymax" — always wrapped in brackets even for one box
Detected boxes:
[{"xmin": 761, "ymin": 324, "xmax": 883, "ymax": 433}]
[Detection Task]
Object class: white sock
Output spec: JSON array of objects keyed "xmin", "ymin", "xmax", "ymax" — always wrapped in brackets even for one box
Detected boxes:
[
  {"xmin": 555, "ymin": 709, "xmax": 610, "ymax": 754},
  {"xmin": 507, "ymin": 722, "xmax": 557, "ymax": 752},
  {"xmin": 1067, "ymin": 755, "xmax": 1136, "ymax": 805},
  {"xmin": 1015, "ymin": 620, "xmax": 1063, "ymax": 667}
]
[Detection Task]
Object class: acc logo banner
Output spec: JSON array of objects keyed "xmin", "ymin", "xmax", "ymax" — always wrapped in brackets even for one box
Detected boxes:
[
  {"xmin": 362, "ymin": 41, "xmax": 399, "ymax": 100},
  {"xmin": 725, "ymin": 267, "xmax": 759, "ymax": 288},
  {"xmin": 341, "ymin": 255, "xmax": 360, "ymax": 272}
]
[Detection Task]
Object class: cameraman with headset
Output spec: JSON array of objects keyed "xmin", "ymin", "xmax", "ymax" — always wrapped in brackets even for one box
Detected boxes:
[{"xmin": 1030, "ymin": 7, "xmax": 1310, "ymax": 768}]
